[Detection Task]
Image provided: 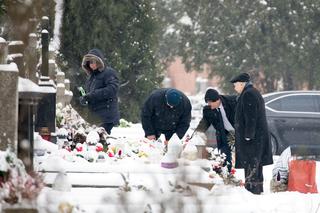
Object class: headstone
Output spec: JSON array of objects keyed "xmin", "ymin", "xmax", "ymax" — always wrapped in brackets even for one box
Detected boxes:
[
  {"xmin": 49, "ymin": 46, "xmax": 56, "ymax": 60},
  {"xmin": 8, "ymin": 53, "xmax": 24, "ymax": 77},
  {"xmin": 8, "ymin": 40, "xmax": 24, "ymax": 54},
  {"xmin": 18, "ymin": 77, "xmax": 43, "ymax": 172},
  {"xmin": 35, "ymin": 76, "xmax": 56, "ymax": 142},
  {"xmin": 28, "ymin": 17, "xmax": 38, "ymax": 33},
  {"xmin": 41, "ymin": 29, "xmax": 49, "ymax": 77},
  {"xmin": 0, "ymin": 37, "xmax": 8, "ymax": 63},
  {"xmin": 0, "ymin": 63, "xmax": 19, "ymax": 152},
  {"xmin": 56, "ymin": 72, "xmax": 65, "ymax": 106},
  {"xmin": 48, "ymin": 59, "xmax": 56, "ymax": 80},
  {"xmin": 65, "ymin": 90, "xmax": 73, "ymax": 105},
  {"xmin": 56, "ymin": 71, "xmax": 65, "ymax": 84},
  {"xmin": 25, "ymin": 33, "xmax": 38, "ymax": 83},
  {"xmin": 64, "ymin": 79, "xmax": 70, "ymax": 91},
  {"xmin": 8, "ymin": 40, "xmax": 25, "ymax": 77},
  {"xmin": 56, "ymin": 83, "xmax": 66, "ymax": 106}
]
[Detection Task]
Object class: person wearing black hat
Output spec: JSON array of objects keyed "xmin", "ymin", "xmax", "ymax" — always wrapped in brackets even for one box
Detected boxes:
[
  {"xmin": 230, "ymin": 72, "xmax": 273, "ymax": 194},
  {"xmin": 141, "ymin": 88, "xmax": 192, "ymax": 150},
  {"xmin": 194, "ymin": 88, "xmax": 237, "ymax": 172}
]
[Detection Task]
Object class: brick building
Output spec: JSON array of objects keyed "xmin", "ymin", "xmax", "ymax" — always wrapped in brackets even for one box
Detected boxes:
[{"xmin": 163, "ymin": 57, "xmax": 220, "ymax": 95}]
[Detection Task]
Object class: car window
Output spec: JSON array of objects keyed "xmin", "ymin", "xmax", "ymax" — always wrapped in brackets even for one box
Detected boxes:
[
  {"xmin": 315, "ymin": 96, "xmax": 320, "ymax": 112},
  {"xmin": 267, "ymin": 95, "xmax": 318, "ymax": 112}
]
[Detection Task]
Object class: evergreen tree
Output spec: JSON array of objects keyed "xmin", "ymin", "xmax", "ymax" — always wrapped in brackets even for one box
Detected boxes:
[
  {"xmin": 161, "ymin": 0, "xmax": 320, "ymax": 92},
  {"xmin": 60, "ymin": 0, "xmax": 163, "ymax": 122}
]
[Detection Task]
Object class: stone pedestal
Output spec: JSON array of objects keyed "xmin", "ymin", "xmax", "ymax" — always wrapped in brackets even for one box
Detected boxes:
[
  {"xmin": 0, "ymin": 63, "xmax": 19, "ymax": 152},
  {"xmin": 18, "ymin": 77, "xmax": 43, "ymax": 172}
]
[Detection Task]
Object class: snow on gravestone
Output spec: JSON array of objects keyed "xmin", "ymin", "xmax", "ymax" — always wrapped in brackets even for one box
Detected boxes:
[{"xmin": 0, "ymin": 63, "xmax": 19, "ymax": 152}]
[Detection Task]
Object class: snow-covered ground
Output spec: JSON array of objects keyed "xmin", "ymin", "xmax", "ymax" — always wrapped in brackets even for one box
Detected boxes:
[{"xmin": 32, "ymin": 123, "xmax": 320, "ymax": 213}]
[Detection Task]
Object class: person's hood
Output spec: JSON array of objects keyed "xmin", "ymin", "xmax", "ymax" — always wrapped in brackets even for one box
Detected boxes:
[{"xmin": 81, "ymin": 48, "xmax": 106, "ymax": 75}]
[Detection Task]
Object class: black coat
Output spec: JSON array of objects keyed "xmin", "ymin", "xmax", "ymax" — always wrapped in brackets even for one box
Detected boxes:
[
  {"xmin": 141, "ymin": 88, "xmax": 192, "ymax": 140},
  {"xmin": 234, "ymin": 84, "xmax": 273, "ymax": 169},
  {"xmin": 195, "ymin": 95, "xmax": 237, "ymax": 149},
  {"xmin": 82, "ymin": 49, "xmax": 120, "ymax": 125}
]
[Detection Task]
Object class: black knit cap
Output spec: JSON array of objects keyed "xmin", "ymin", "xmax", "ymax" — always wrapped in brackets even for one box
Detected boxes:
[
  {"xmin": 165, "ymin": 89, "xmax": 182, "ymax": 107},
  {"xmin": 204, "ymin": 89, "xmax": 220, "ymax": 103},
  {"xmin": 230, "ymin": 72, "xmax": 250, "ymax": 83}
]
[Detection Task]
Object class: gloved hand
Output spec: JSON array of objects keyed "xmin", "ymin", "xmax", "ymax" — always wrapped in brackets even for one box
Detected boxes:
[{"xmin": 79, "ymin": 95, "xmax": 88, "ymax": 106}]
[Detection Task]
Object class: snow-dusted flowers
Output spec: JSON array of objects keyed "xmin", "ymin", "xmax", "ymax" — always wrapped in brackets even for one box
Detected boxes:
[{"xmin": 0, "ymin": 150, "xmax": 45, "ymax": 205}]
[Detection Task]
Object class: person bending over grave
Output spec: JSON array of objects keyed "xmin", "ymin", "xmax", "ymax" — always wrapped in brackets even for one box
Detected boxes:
[
  {"xmin": 194, "ymin": 88, "xmax": 237, "ymax": 172},
  {"xmin": 141, "ymin": 88, "xmax": 192, "ymax": 152}
]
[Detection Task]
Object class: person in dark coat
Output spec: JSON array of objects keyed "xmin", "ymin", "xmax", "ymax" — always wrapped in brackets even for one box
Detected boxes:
[
  {"xmin": 141, "ymin": 88, "xmax": 192, "ymax": 149},
  {"xmin": 230, "ymin": 72, "xmax": 273, "ymax": 194},
  {"xmin": 80, "ymin": 48, "xmax": 120, "ymax": 134},
  {"xmin": 194, "ymin": 88, "xmax": 237, "ymax": 172}
]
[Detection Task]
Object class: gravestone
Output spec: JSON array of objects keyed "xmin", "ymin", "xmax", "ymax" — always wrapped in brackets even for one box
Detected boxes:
[
  {"xmin": 8, "ymin": 40, "xmax": 25, "ymax": 77},
  {"xmin": 41, "ymin": 29, "xmax": 49, "ymax": 76},
  {"xmin": 0, "ymin": 37, "xmax": 8, "ymax": 63},
  {"xmin": 0, "ymin": 63, "xmax": 19, "ymax": 152},
  {"xmin": 35, "ymin": 76, "xmax": 56, "ymax": 141},
  {"xmin": 35, "ymin": 17, "xmax": 57, "ymax": 142},
  {"xmin": 25, "ymin": 33, "xmax": 38, "ymax": 83},
  {"xmin": 18, "ymin": 77, "xmax": 43, "ymax": 172},
  {"xmin": 48, "ymin": 59, "xmax": 56, "ymax": 80}
]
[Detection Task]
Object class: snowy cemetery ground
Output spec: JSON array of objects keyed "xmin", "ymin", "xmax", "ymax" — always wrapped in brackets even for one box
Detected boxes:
[
  {"xmin": 30, "ymin": 123, "xmax": 320, "ymax": 213},
  {"xmin": 1, "ymin": 102, "xmax": 319, "ymax": 213}
]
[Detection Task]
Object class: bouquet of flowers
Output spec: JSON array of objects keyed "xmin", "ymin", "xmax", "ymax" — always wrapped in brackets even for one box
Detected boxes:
[{"xmin": 0, "ymin": 150, "xmax": 45, "ymax": 205}]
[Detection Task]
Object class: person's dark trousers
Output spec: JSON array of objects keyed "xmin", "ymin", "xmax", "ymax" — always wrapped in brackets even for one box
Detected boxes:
[
  {"xmin": 244, "ymin": 164, "xmax": 264, "ymax": 194},
  {"xmin": 220, "ymin": 144, "xmax": 232, "ymax": 172},
  {"xmin": 102, "ymin": 123, "xmax": 115, "ymax": 135}
]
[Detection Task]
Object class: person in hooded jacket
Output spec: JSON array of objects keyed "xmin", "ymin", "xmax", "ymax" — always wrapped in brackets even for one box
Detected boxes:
[
  {"xmin": 80, "ymin": 48, "xmax": 120, "ymax": 134},
  {"xmin": 141, "ymin": 88, "xmax": 192, "ymax": 150},
  {"xmin": 230, "ymin": 72, "xmax": 273, "ymax": 195},
  {"xmin": 194, "ymin": 88, "xmax": 237, "ymax": 172}
]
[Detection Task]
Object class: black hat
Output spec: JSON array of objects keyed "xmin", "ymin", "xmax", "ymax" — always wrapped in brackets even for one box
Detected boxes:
[
  {"xmin": 230, "ymin": 72, "xmax": 250, "ymax": 83},
  {"xmin": 204, "ymin": 89, "xmax": 220, "ymax": 103},
  {"xmin": 165, "ymin": 89, "xmax": 182, "ymax": 107}
]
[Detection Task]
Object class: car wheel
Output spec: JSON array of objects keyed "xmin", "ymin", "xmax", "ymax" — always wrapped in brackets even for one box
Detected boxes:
[{"xmin": 270, "ymin": 135, "xmax": 278, "ymax": 155}]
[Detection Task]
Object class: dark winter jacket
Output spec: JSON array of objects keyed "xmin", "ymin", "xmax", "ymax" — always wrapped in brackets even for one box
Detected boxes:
[
  {"xmin": 82, "ymin": 48, "xmax": 120, "ymax": 125},
  {"xmin": 234, "ymin": 84, "xmax": 273, "ymax": 168},
  {"xmin": 195, "ymin": 95, "xmax": 237, "ymax": 149},
  {"xmin": 141, "ymin": 88, "xmax": 192, "ymax": 140}
]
